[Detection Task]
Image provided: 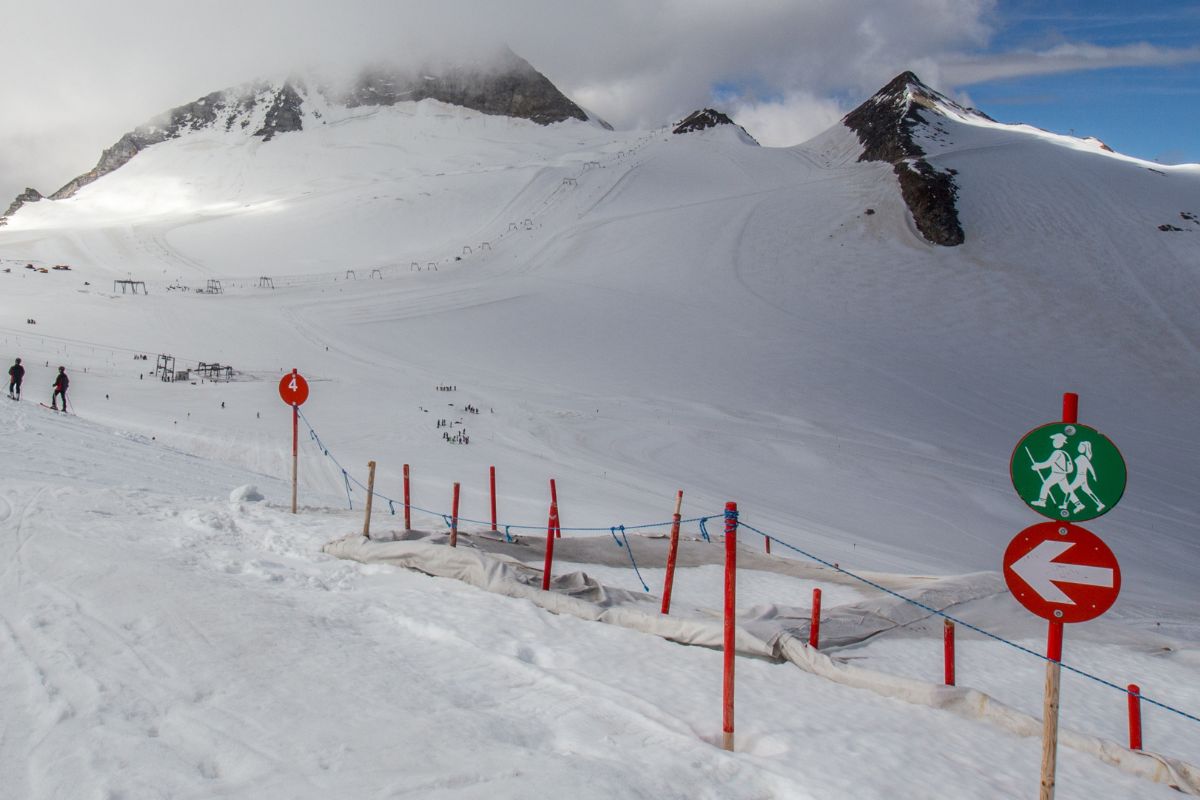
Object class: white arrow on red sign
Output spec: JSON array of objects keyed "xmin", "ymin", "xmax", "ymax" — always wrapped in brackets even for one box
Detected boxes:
[
  {"xmin": 1003, "ymin": 521, "xmax": 1121, "ymax": 624},
  {"xmin": 1010, "ymin": 540, "xmax": 1115, "ymax": 605}
]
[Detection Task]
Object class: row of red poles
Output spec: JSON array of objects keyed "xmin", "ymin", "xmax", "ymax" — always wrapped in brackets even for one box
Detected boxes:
[{"xmin": 361, "ymin": 465, "xmax": 1147, "ymax": 754}]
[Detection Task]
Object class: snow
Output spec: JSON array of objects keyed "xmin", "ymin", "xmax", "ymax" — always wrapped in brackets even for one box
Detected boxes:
[{"xmin": 1, "ymin": 94, "xmax": 1198, "ymax": 797}]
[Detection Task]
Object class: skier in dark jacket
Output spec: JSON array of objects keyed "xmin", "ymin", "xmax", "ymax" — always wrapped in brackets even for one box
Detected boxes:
[
  {"xmin": 7, "ymin": 358, "xmax": 23, "ymax": 399},
  {"xmin": 51, "ymin": 366, "xmax": 69, "ymax": 411}
]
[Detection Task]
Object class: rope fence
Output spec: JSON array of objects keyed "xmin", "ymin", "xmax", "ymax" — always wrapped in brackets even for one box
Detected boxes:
[{"xmin": 295, "ymin": 407, "xmax": 1200, "ymax": 732}]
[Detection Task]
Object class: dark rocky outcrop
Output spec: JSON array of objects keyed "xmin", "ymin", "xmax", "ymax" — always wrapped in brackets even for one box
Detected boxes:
[
  {"xmin": 843, "ymin": 71, "xmax": 969, "ymax": 246},
  {"xmin": 254, "ymin": 83, "xmax": 306, "ymax": 141},
  {"xmin": 347, "ymin": 48, "xmax": 598, "ymax": 127},
  {"xmin": 672, "ymin": 108, "xmax": 758, "ymax": 144},
  {"xmin": 0, "ymin": 188, "xmax": 43, "ymax": 225}
]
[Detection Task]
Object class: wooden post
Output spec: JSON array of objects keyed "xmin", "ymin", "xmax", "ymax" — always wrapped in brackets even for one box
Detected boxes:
[
  {"xmin": 403, "ymin": 463, "xmax": 411, "ymax": 531},
  {"xmin": 944, "ymin": 619, "xmax": 956, "ymax": 686},
  {"xmin": 660, "ymin": 490, "xmax": 683, "ymax": 615},
  {"xmin": 722, "ymin": 501, "xmax": 738, "ymax": 752},
  {"xmin": 362, "ymin": 461, "xmax": 376, "ymax": 538},
  {"xmin": 1127, "ymin": 684, "xmax": 1143, "ymax": 751},
  {"xmin": 1040, "ymin": 620, "xmax": 1064, "ymax": 800},
  {"xmin": 489, "ymin": 466, "xmax": 497, "ymax": 531},
  {"xmin": 809, "ymin": 588, "xmax": 822, "ymax": 649},
  {"xmin": 450, "ymin": 482, "xmax": 460, "ymax": 548}
]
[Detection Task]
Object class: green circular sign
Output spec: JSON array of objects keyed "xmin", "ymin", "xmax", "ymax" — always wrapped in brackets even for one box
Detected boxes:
[{"xmin": 1010, "ymin": 423, "xmax": 1126, "ymax": 521}]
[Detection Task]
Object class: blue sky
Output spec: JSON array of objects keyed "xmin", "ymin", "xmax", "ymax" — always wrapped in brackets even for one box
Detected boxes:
[{"xmin": 951, "ymin": 1, "xmax": 1200, "ymax": 163}]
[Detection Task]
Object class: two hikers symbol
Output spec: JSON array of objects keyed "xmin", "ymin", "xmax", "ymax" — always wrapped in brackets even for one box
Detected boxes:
[{"xmin": 1026, "ymin": 432, "xmax": 1103, "ymax": 515}]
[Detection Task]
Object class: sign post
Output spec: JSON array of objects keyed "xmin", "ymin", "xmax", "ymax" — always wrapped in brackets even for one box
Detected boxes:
[
  {"xmin": 278, "ymin": 369, "xmax": 309, "ymax": 514},
  {"xmin": 1006, "ymin": 393, "xmax": 1124, "ymax": 800}
]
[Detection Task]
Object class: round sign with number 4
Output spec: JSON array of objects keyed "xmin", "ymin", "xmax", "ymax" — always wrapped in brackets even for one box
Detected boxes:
[{"xmin": 278, "ymin": 370, "xmax": 309, "ymax": 406}]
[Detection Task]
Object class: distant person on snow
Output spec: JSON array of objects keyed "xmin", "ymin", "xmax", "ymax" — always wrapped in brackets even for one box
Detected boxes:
[
  {"xmin": 7, "ymin": 357, "xmax": 24, "ymax": 400},
  {"xmin": 51, "ymin": 366, "xmax": 69, "ymax": 411}
]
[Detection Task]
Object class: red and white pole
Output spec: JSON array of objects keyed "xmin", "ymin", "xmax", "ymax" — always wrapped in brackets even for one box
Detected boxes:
[
  {"xmin": 809, "ymin": 588, "xmax": 822, "ymax": 649},
  {"xmin": 1127, "ymin": 684, "xmax": 1143, "ymax": 751},
  {"xmin": 660, "ymin": 490, "xmax": 683, "ymax": 615},
  {"xmin": 489, "ymin": 466, "xmax": 497, "ymax": 532},
  {"xmin": 542, "ymin": 479, "xmax": 559, "ymax": 590},
  {"xmin": 450, "ymin": 482, "xmax": 460, "ymax": 548},
  {"xmin": 944, "ymin": 619, "xmax": 956, "ymax": 686},
  {"xmin": 722, "ymin": 501, "xmax": 738, "ymax": 752},
  {"xmin": 403, "ymin": 463, "xmax": 411, "ymax": 531}
]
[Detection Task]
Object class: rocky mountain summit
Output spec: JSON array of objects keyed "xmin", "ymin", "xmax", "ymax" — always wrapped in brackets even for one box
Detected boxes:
[
  {"xmin": 1, "ymin": 48, "xmax": 597, "ymax": 222},
  {"xmin": 842, "ymin": 71, "xmax": 979, "ymax": 246},
  {"xmin": 672, "ymin": 108, "xmax": 758, "ymax": 144}
]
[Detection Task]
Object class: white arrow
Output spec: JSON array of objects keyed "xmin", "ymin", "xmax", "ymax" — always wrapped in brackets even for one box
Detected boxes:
[{"xmin": 1011, "ymin": 540, "xmax": 1115, "ymax": 605}]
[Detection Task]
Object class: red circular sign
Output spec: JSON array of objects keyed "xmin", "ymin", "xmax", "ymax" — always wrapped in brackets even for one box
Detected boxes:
[
  {"xmin": 278, "ymin": 371, "xmax": 309, "ymax": 406},
  {"xmin": 1003, "ymin": 522, "xmax": 1120, "ymax": 623}
]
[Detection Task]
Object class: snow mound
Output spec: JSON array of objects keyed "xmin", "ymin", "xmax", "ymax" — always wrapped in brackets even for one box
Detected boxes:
[{"xmin": 229, "ymin": 484, "xmax": 265, "ymax": 503}]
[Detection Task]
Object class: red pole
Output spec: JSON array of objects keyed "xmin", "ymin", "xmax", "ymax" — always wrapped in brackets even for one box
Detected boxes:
[
  {"xmin": 450, "ymin": 482, "xmax": 460, "ymax": 548},
  {"xmin": 542, "ymin": 494, "xmax": 559, "ymax": 590},
  {"xmin": 1047, "ymin": 619, "xmax": 1063, "ymax": 662},
  {"xmin": 764, "ymin": 534, "xmax": 771, "ymax": 554},
  {"xmin": 1062, "ymin": 392, "xmax": 1078, "ymax": 424},
  {"xmin": 944, "ymin": 619, "xmax": 956, "ymax": 686},
  {"xmin": 809, "ymin": 587, "xmax": 822, "ymax": 649},
  {"xmin": 1127, "ymin": 684, "xmax": 1143, "ymax": 750},
  {"xmin": 661, "ymin": 490, "xmax": 684, "ymax": 615},
  {"xmin": 722, "ymin": 501, "xmax": 738, "ymax": 752},
  {"xmin": 489, "ymin": 466, "xmax": 497, "ymax": 531},
  {"xmin": 290, "ymin": 402, "xmax": 298, "ymax": 514},
  {"xmin": 403, "ymin": 464, "xmax": 411, "ymax": 531},
  {"xmin": 551, "ymin": 479, "xmax": 561, "ymax": 538}
]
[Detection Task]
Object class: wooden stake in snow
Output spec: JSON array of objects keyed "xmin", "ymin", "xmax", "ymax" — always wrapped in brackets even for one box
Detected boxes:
[
  {"xmin": 660, "ymin": 490, "xmax": 684, "ymax": 615},
  {"xmin": 1040, "ymin": 620, "xmax": 1064, "ymax": 800},
  {"xmin": 809, "ymin": 588, "xmax": 822, "ymax": 649},
  {"xmin": 489, "ymin": 466, "xmax": 497, "ymax": 531},
  {"xmin": 450, "ymin": 482, "xmax": 460, "ymax": 548},
  {"xmin": 403, "ymin": 464, "xmax": 411, "ymax": 531},
  {"xmin": 362, "ymin": 461, "xmax": 376, "ymax": 539},
  {"xmin": 944, "ymin": 619, "xmax": 956, "ymax": 686}
]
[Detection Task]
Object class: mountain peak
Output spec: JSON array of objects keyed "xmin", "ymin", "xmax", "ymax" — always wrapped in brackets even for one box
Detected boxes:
[
  {"xmin": 842, "ymin": 71, "xmax": 967, "ymax": 247},
  {"xmin": 672, "ymin": 108, "xmax": 758, "ymax": 144}
]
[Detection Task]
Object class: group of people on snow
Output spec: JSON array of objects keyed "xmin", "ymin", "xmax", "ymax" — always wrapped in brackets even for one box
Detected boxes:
[{"xmin": 7, "ymin": 358, "xmax": 70, "ymax": 411}]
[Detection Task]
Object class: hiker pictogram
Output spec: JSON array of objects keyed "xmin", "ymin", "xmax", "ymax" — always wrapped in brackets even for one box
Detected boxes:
[{"xmin": 1010, "ymin": 423, "xmax": 1125, "ymax": 522}]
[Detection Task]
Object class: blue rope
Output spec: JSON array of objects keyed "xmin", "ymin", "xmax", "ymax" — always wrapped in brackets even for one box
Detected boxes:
[
  {"xmin": 503, "ymin": 525, "xmax": 514, "ymax": 543},
  {"xmin": 738, "ymin": 521, "xmax": 1200, "ymax": 729},
  {"xmin": 609, "ymin": 526, "xmax": 650, "ymax": 592},
  {"xmin": 341, "ymin": 470, "xmax": 353, "ymax": 509},
  {"xmin": 699, "ymin": 516, "xmax": 712, "ymax": 542}
]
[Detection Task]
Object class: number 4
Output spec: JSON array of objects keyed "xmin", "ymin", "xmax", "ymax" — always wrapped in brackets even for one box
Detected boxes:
[{"xmin": 288, "ymin": 376, "xmax": 298, "ymax": 392}]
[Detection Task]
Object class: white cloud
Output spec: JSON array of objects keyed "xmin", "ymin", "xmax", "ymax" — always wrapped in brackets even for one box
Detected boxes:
[
  {"xmin": 0, "ymin": 1, "xmax": 1196, "ymax": 203},
  {"xmin": 941, "ymin": 42, "xmax": 1200, "ymax": 85},
  {"xmin": 725, "ymin": 92, "xmax": 847, "ymax": 147}
]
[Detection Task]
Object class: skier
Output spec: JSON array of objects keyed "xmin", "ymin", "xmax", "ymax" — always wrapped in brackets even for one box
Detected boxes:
[
  {"xmin": 7, "ymin": 357, "xmax": 24, "ymax": 399},
  {"xmin": 51, "ymin": 366, "xmax": 69, "ymax": 411}
]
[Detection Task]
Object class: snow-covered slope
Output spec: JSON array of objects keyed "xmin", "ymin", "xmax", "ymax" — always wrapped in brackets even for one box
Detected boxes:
[{"xmin": 1, "ymin": 72, "xmax": 1198, "ymax": 796}]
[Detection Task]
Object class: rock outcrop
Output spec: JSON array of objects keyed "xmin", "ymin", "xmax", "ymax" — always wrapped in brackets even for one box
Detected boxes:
[
  {"xmin": 843, "ymin": 71, "xmax": 968, "ymax": 246},
  {"xmin": 672, "ymin": 108, "xmax": 759, "ymax": 144}
]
